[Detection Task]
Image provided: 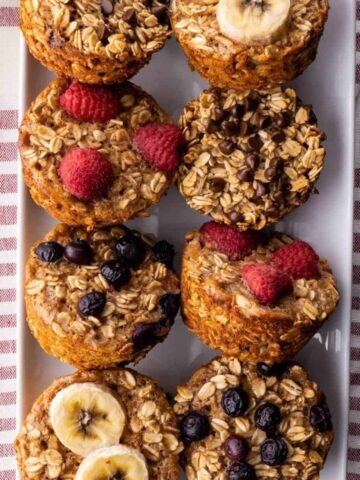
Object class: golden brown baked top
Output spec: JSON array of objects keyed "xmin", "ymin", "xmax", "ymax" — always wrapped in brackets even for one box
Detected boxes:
[
  {"xmin": 177, "ymin": 86, "xmax": 326, "ymax": 230},
  {"xmin": 174, "ymin": 356, "xmax": 333, "ymax": 479},
  {"xmin": 15, "ymin": 368, "xmax": 182, "ymax": 480},
  {"xmin": 172, "ymin": 0, "xmax": 329, "ymax": 56},
  {"xmin": 25, "ymin": 224, "xmax": 180, "ymax": 361},
  {"xmin": 20, "ymin": 78, "xmax": 173, "ymax": 227},
  {"xmin": 184, "ymin": 228, "xmax": 339, "ymax": 322},
  {"xmin": 22, "ymin": 0, "xmax": 171, "ymax": 62}
]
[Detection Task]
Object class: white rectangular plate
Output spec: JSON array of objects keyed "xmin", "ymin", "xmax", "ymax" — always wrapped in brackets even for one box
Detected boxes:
[{"xmin": 17, "ymin": 2, "xmax": 356, "ymax": 478}]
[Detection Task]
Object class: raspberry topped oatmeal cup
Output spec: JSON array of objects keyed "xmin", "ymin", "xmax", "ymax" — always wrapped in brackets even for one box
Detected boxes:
[
  {"xmin": 171, "ymin": 0, "xmax": 329, "ymax": 91},
  {"xmin": 177, "ymin": 86, "xmax": 326, "ymax": 231},
  {"xmin": 25, "ymin": 223, "xmax": 180, "ymax": 369},
  {"xmin": 15, "ymin": 368, "xmax": 183, "ymax": 480},
  {"xmin": 181, "ymin": 222, "xmax": 339, "ymax": 363},
  {"xmin": 20, "ymin": 0, "xmax": 172, "ymax": 84},
  {"xmin": 20, "ymin": 79, "xmax": 184, "ymax": 228},
  {"xmin": 174, "ymin": 357, "xmax": 333, "ymax": 480}
]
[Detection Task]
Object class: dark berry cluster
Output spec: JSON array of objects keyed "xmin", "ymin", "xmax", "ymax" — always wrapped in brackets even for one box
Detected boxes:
[{"xmin": 35, "ymin": 231, "xmax": 179, "ymax": 346}]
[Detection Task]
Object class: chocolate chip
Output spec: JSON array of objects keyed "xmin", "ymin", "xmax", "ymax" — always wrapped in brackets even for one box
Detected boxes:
[
  {"xmin": 219, "ymin": 140, "xmax": 235, "ymax": 155},
  {"xmin": 309, "ymin": 109, "xmax": 318, "ymax": 125},
  {"xmin": 272, "ymin": 131, "xmax": 286, "ymax": 144},
  {"xmin": 213, "ymin": 107, "xmax": 225, "ymax": 122},
  {"xmin": 248, "ymin": 135, "xmax": 263, "ymax": 151},
  {"xmin": 254, "ymin": 181, "xmax": 268, "ymax": 197},
  {"xmin": 239, "ymin": 121, "xmax": 249, "ymax": 137},
  {"xmin": 152, "ymin": 5, "xmax": 168, "ymax": 23},
  {"xmin": 231, "ymin": 104, "xmax": 245, "ymax": 119},
  {"xmin": 274, "ymin": 112, "xmax": 291, "ymax": 128},
  {"xmin": 264, "ymin": 167, "xmax": 278, "ymax": 181},
  {"xmin": 122, "ymin": 8, "xmax": 137, "ymax": 24},
  {"xmin": 237, "ymin": 169, "xmax": 253, "ymax": 182},
  {"xmin": 206, "ymin": 119, "xmax": 220, "ymax": 134},
  {"xmin": 245, "ymin": 154, "xmax": 259, "ymax": 171},
  {"xmin": 244, "ymin": 96, "xmax": 259, "ymax": 112},
  {"xmin": 210, "ymin": 178, "xmax": 226, "ymax": 192},
  {"xmin": 253, "ymin": 113, "xmax": 271, "ymax": 129},
  {"xmin": 101, "ymin": 0, "xmax": 113, "ymax": 15},
  {"xmin": 222, "ymin": 121, "xmax": 239, "ymax": 136}
]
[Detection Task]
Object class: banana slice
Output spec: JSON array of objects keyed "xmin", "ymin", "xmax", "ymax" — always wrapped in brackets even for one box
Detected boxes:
[
  {"xmin": 74, "ymin": 445, "xmax": 148, "ymax": 480},
  {"xmin": 217, "ymin": 0, "xmax": 291, "ymax": 45},
  {"xmin": 49, "ymin": 383, "xmax": 126, "ymax": 457}
]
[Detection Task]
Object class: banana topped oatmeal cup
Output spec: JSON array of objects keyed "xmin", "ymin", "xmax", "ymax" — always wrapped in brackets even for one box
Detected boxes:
[
  {"xmin": 25, "ymin": 223, "xmax": 180, "ymax": 369},
  {"xmin": 177, "ymin": 86, "xmax": 326, "ymax": 231},
  {"xmin": 15, "ymin": 368, "xmax": 182, "ymax": 480},
  {"xmin": 174, "ymin": 357, "xmax": 334, "ymax": 480},
  {"xmin": 171, "ymin": 0, "xmax": 329, "ymax": 91},
  {"xmin": 20, "ymin": 0, "xmax": 172, "ymax": 84}
]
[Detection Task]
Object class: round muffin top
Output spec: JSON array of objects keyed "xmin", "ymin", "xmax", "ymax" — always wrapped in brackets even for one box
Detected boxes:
[
  {"xmin": 174, "ymin": 356, "xmax": 333, "ymax": 480},
  {"xmin": 20, "ymin": 78, "xmax": 181, "ymax": 227},
  {"xmin": 15, "ymin": 368, "xmax": 182, "ymax": 480},
  {"xmin": 184, "ymin": 223, "xmax": 339, "ymax": 317},
  {"xmin": 177, "ymin": 86, "xmax": 326, "ymax": 230},
  {"xmin": 172, "ymin": 0, "xmax": 328, "ymax": 55},
  {"xmin": 25, "ymin": 223, "xmax": 180, "ymax": 364},
  {"xmin": 178, "ymin": 88, "xmax": 325, "ymax": 230},
  {"xmin": 22, "ymin": 0, "xmax": 171, "ymax": 62}
]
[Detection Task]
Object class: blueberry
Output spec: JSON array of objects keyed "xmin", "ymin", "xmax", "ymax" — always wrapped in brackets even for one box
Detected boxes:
[
  {"xmin": 224, "ymin": 435, "xmax": 249, "ymax": 462},
  {"xmin": 256, "ymin": 362, "xmax": 288, "ymax": 378},
  {"xmin": 101, "ymin": 260, "xmax": 131, "ymax": 290},
  {"xmin": 64, "ymin": 240, "xmax": 93, "ymax": 265},
  {"xmin": 260, "ymin": 437, "xmax": 288, "ymax": 466},
  {"xmin": 255, "ymin": 403, "xmax": 281, "ymax": 432},
  {"xmin": 78, "ymin": 291, "xmax": 106, "ymax": 317},
  {"xmin": 132, "ymin": 323, "xmax": 160, "ymax": 351},
  {"xmin": 115, "ymin": 234, "xmax": 146, "ymax": 269},
  {"xmin": 35, "ymin": 242, "xmax": 63, "ymax": 263},
  {"xmin": 227, "ymin": 462, "xmax": 256, "ymax": 480},
  {"xmin": 153, "ymin": 240, "xmax": 175, "ymax": 268},
  {"xmin": 180, "ymin": 411, "xmax": 210, "ymax": 442},
  {"xmin": 221, "ymin": 388, "xmax": 249, "ymax": 417},
  {"xmin": 159, "ymin": 293, "xmax": 180, "ymax": 320},
  {"xmin": 309, "ymin": 404, "xmax": 332, "ymax": 432}
]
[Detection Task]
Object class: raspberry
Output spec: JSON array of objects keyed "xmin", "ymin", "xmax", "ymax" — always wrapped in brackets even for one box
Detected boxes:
[
  {"xmin": 200, "ymin": 221, "xmax": 257, "ymax": 261},
  {"xmin": 58, "ymin": 147, "xmax": 114, "ymax": 201},
  {"xmin": 133, "ymin": 124, "xmax": 185, "ymax": 172},
  {"xmin": 271, "ymin": 240, "xmax": 320, "ymax": 280},
  {"xmin": 241, "ymin": 263, "xmax": 292, "ymax": 306},
  {"xmin": 60, "ymin": 82, "xmax": 120, "ymax": 123}
]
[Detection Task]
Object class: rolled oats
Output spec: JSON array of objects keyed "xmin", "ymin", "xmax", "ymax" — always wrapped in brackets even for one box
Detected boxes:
[
  {"xmin": 177, "ymin": 87, "xmax": 326, "ymax": 231},
  {"xmin": 175, "ymin": 357, "xmax": 333, "ymax": 480}
]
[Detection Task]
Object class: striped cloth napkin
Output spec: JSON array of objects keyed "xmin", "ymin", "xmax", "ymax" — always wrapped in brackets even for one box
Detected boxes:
[{"xmin": 0, "ymin": 2, "xmax": 359, "ymax": 479}]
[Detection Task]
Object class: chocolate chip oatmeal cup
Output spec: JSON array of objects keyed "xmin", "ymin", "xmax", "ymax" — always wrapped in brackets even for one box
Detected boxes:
[
  {"xmin": 15, "ymin": 368, "xmax": 182, "ymax": 480},
  {"xmin": 174, "ymin": 357, "xmax": 334, "ymax": 480},
  {"xmin": 177, "ymin": 86, "xmax": 326, "ymax": 231},
  {"xmin": 20, "ymin": 79, "xmax": 184, "ymax": 228},
  {"xmin": 171, "ymin": 0, "xmax": 329, "ymax": 91},
  {"xmin": 25, "ymin": 223, "xmax": 180, "ymax": 369},
  {"xmin": 181, "ymin": 222, "xmax": 339, "ymax": 362},
  {"xmin": 20, "ymin": 0, "xmax": 171, "ymax": 84}
]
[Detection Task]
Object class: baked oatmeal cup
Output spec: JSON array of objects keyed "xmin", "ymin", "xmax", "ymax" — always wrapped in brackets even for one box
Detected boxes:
[
  {"xmin": 25, "ymin": 223, "xmax": 180, "ymax": 369},
  {"xmin": 15, "ymin": 368, "xmax": 183, "ymax": 480},
  {"xmin": 20, "ymin": 0, "xmax": 171, "ymax": 84},
  {"xmin": 181, "ymin": 222, "xmax": 339, "ymax": 362},
  {"xmin": 175, "ymin": 357, "xmax": 333, "ymax": 480},
  {"xmin": 177, "ymin": 86, "xmax": 326, "ymax": 231},
  {"xmin": 20, "ymin": 78, "xmax": 184, "ymax": 228},
  {"xmin": 171, "ymin": 0, "xmax": 329, "ymax": 91}
]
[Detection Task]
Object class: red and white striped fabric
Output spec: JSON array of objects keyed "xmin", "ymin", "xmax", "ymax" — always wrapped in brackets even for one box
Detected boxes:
[{"xmin": 0, "ymin": 2, "xmax": 359, "ymax": 479}]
